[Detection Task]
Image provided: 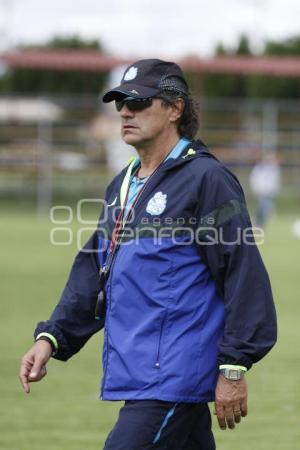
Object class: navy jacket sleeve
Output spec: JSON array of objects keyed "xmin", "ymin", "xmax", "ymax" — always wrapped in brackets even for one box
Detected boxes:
[
  {"xmin": 196, "ymin": 163, "xmax": 277, "ymax": 370},
  {"xmin": 34, "ymin": 230, "xmax": 104, "ymax": 361}
]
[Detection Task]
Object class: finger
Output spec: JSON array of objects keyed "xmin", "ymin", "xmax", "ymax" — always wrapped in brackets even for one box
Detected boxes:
[
  {"xmin": 19, "ymin": 360, "xmax": 32, "ymax": 394},
  {"xmin": 233, "ymin": 407, "xmax": 242, "ymax": 424},
  {"xmin": 29, "ymin": 357, "xmax": 46, "ymax": 381},
  {"xmin": 29, "ymin": 364, "xmax": 47, "ymax": 382},
  {"xmin": 19, "ymin": 369, "xmax": 30, "ymax": 393},
  {"xmin": 224, "ymin": 406, "xmax": 235, "ymax": 429},
  {"xmin": 215, "ymin": 403, "xmax": 227, "ymax": 430},
  {"xmin": 241, "ymin": 399, "xmax": 248, "ymax": 417}
]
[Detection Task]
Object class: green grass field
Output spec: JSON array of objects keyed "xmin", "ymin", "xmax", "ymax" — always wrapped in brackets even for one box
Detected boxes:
[{"xmin": 1, "ymin": 205, "xmax": 299, "ymax": 450}]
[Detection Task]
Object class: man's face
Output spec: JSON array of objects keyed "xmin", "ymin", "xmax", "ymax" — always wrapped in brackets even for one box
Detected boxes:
[{"xmin": 118, "ymin": 98, "xmax": 177, "ymax": 147}]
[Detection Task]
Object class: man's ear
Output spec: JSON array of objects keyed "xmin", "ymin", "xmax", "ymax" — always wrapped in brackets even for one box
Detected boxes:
[{"xmin": 169, "ymin": 98, "xmax": 185, "ymax": 123}]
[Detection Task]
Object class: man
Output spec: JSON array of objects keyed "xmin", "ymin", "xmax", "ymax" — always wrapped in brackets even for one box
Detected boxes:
[
  {"xmin": 249, "ymin": 152, "xmax": 281, "ymax": 228},
  {"xmin": 19, "ymin": 59, "xmax": 277, "ymax": 449}
]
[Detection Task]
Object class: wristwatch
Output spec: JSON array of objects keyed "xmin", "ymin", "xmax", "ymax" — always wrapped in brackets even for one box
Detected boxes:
[{"xmin": 219, "ymin": 366, "xmax": 246, "ymax": 381}]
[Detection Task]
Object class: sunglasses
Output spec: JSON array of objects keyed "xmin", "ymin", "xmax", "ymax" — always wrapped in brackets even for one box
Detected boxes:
[{"xmin": 115, "ymin": 97, "xmax": 154, "ymax": 112}]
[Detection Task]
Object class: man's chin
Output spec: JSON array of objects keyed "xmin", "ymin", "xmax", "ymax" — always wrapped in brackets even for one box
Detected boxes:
[{"xmin": 122, "ymin": 133, "xmax": 142, "ymax": 146}]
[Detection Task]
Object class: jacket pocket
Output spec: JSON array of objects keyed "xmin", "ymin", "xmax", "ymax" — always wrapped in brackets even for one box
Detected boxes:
[{"xmin": 154, "ymin": 311, "xmax": 168, "ymax": 369}]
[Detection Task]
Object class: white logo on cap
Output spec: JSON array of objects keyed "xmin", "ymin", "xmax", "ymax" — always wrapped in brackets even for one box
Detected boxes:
[
  {"xmin": 124, "ymin": 66, "xmax": 138, "ymax": 81},
  {"xmin": 146, "ymin": 192, "xmax": 167, "ymax": 216}
]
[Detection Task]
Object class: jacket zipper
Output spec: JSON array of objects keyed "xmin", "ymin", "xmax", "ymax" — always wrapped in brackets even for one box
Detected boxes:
[
  {"xmin": 100, "ymin": 276, "xmax": 109, "ymax": 398},
  {"xmin": 100, "ymin": 249, "xmax": 119, "ymax": 397},
  {"xmin": 155, "ymin": 311, "xmax": 168, "ymax": 369},
  {"xmin": 101, "ymin": 156, "xmax": 182, "ymax": 389}
]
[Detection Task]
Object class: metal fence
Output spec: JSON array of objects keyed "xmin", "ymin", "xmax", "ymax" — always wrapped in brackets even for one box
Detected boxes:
[{"xmin": 0, "ymin": 95, "xmax": 299, "ymax": 213}]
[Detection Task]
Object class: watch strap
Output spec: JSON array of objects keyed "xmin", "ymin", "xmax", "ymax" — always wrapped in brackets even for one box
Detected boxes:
[{"xmin": 219, "ymin": 364, "xmax": 247, "ymax": 372}]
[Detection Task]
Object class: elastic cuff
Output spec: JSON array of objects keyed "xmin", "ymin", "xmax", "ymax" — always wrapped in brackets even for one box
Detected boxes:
[
  {"xmin": 219, "ymin": 364, "xmax": 247, "ymax": 372},
  {"xmin": 36, "ymin": 332, "xmax": 58, "ymax": 352}
]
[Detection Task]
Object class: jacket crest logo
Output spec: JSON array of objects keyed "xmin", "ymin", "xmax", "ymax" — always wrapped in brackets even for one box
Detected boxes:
[
  {"xmin": 124, "ymin": 66, "xmax": 138, "ymax": 81},
  {"xmin": 146, "ymin": 192, "xmax": 167, "ymax": 215}
]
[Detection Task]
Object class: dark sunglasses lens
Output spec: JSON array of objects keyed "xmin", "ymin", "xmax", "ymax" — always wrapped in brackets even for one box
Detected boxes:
[
  {"xmin": 128, "ymin": 98, "xmax": 152, "ymax": 111},
  {"xmin": 115, "ymin": 101, "xmax": 123, "ymax": 112},
  {"xmin": 115, "ymin": 98, "xmax": 152, "ymax": 112}
]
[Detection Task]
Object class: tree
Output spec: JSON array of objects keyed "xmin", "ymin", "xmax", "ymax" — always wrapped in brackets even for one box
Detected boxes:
[
  {"xmin": 203, "ymin": 35, "xmax": 252, "ymax": 98},
  {"xmin": 248, "ymin": 36, "xmax": 300, "ymax": 98},
  {"xmin": 0, "ymin": 35, "xmax": 109, "ymax": 95},
  {"xmin": 202, "ymin": 35, "xmax": 300, "ymax": 99}
]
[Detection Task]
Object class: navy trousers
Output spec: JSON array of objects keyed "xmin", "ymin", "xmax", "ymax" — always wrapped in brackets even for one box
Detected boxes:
[{"xmin": 103, "ymin": 400, "xmax": 216, "ymax": 450}]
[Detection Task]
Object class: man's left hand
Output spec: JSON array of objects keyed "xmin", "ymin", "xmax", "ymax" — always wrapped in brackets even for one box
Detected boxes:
[{"xmin": 214, "ymin": 374, "xmax": 248, "ymax": 430}]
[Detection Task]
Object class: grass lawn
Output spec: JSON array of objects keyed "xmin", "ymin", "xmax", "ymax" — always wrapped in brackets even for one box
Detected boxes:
[{"xmin": 0, "ymin": 205, "xmax": 299, "ymax": 450}]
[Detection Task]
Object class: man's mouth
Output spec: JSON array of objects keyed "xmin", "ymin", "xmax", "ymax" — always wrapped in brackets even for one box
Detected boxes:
[{"xmin": 123, "ymin": 124, "xmax": 137, "ymax": 130}]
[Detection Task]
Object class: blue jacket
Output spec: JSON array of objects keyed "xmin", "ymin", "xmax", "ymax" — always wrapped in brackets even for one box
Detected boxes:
[{"xmin": 35, "ymin": 139, "xmax": 277, "ymax": 403}]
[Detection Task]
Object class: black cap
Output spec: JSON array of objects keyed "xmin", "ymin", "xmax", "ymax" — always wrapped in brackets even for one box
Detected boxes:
[{"xmin": 102, "ymin": 58, "xmax": 188, "ymax": 103}]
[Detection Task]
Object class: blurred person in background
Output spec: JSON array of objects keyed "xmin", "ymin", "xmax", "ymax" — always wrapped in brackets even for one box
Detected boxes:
[
  {"xmin": 249, "ymin": 152, "xmax": 281, "ymax": 227},
  {"xmin": 19, "ymin": 59, "xmax": 277, "ymax": 450}
]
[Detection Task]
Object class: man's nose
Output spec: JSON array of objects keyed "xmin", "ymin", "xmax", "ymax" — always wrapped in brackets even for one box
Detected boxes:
[{"xmin": 120, "ymin": 104, "xmax": 135, "ymax": 118}]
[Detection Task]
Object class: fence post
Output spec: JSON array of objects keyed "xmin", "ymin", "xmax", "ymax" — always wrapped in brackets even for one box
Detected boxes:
[
  {"xmin": 262, "ymin": 100, "xmax": 278, "ymax": 153},
  {"xmin": 37, "ymin": 121, "xmax": 52, "ymax": 217}
]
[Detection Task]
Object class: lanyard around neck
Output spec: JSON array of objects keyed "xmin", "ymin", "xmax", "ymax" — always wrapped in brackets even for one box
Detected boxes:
[
  {"xmin": 103, "ymin": 154, "xmax": 165, "ymax": 276},
  {"xmin": 103, "ymin": 140, "xmax": 184, "ymax": 278},
  {"xmin": 120, "ymin": 157, "xmax": 137, "ymax": 209},
  {"xmin": 95, "ymin": 146, "xmax": 178, "ymax": 319}
]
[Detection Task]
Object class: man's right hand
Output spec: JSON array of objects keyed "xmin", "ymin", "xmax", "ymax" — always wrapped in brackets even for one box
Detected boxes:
[{"xmin": 19, "ymin": 340, "xmax": 52, "ymax": 394}]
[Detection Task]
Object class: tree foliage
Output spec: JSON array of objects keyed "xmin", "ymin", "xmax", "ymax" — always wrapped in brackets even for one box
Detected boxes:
[
  {"xmin": 0, "ymin": 35, "xmax": 108, "ymax": 94},
  {"xmin": 202, "ymin": 35, "xmax": 300, "ymax": 99},
  {"xmin": 1, "ymin": 34, "xmax": 299, "ymax": 99}
]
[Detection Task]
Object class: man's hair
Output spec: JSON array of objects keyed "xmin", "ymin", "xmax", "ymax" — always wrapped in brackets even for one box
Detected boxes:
[{"xmin": 158, "ymin": 78, "xmax": 199, "ymax": 140}]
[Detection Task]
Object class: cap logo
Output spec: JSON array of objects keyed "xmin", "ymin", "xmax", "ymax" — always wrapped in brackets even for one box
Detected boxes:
[
  {"xmin": 124, "ymin": 66, "xmax": 138, "ymax": 81},
  {"xmin": 130, "ymin": 89, "xmax": 139, "ymax": 95}
]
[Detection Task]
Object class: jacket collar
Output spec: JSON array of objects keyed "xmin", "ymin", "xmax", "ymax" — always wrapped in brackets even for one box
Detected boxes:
[
  {"xmin": 118, "ymin": 139, "xmax": 217, "ymax": 211},
  {"xmin": 130, "ymin": 139, "xmax": 217, "ymax": 174},
  {"xmin": 159, "ymin": 139, "xmax": 218, "ymax": 172}
]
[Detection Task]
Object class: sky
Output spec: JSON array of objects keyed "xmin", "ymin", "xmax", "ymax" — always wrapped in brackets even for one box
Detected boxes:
[{"xmin": 0, "ymin": 0, "xmax": 300, "ymax": 57}]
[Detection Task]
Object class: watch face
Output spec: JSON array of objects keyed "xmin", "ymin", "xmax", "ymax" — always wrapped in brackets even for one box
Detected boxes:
[
  {"xmin": 229, "ymin": 370, "xmax": 239, "ymax": 380},
  {"xmin": 220, "ymin": 368, "xmax": 244, "ymax": 380}
]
